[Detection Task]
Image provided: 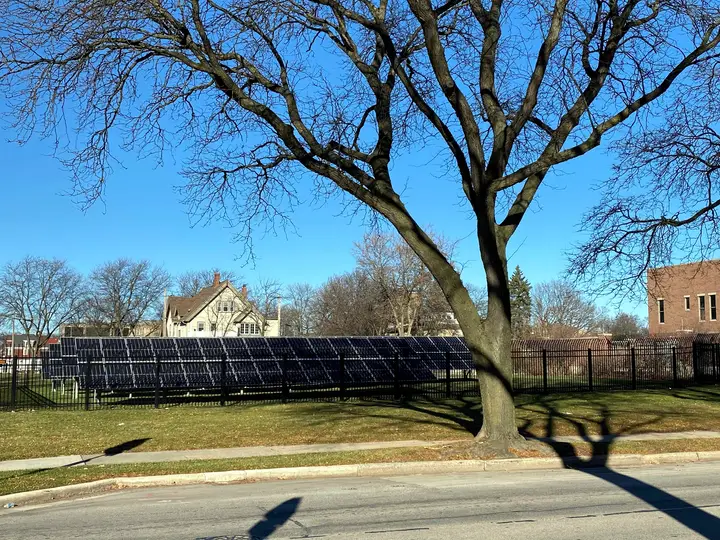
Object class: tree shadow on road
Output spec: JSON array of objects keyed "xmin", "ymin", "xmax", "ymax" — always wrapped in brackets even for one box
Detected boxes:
[
  {"xmin": 527, "ymin": 398, "xmax": 720, "ymax": 539},
  {"xmin": 247, "ymin": 497, "xmax": 302, "ymax": 539}
]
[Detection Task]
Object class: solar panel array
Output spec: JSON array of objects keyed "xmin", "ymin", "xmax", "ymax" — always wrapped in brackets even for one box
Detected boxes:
[{"xmin": 45, "ymin": 336, "xmax": 474, "ymax": 391}]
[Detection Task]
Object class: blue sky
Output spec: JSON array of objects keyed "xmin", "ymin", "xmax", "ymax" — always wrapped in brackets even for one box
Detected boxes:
[{"xmin": 1, "ymin": 133, "xmax": 646, "ymax": 318}]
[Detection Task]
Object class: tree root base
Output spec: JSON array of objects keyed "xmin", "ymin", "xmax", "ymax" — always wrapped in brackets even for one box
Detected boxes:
[{"xmin": 437, "ymin": 438, "xmax": 549, "ymax": 460}]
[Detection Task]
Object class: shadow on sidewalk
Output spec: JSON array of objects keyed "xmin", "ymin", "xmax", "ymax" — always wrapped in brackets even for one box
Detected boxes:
[{"xmin": 5, "ymin": 438, "xmax": 152, "ymax": 480}]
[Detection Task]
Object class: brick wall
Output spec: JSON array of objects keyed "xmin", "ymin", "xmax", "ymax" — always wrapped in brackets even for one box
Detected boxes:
[{"xmin": 648, "ymin": 261, "xmax": 720, "ymax": 334}]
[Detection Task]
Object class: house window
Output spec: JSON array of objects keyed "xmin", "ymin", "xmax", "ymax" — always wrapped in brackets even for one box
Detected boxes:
[
  {"xmin": 197, "ymin": 322, "xmax": 205, "ymax": 332},
  {"xmin": 699, "ymin": 295, "xmax": 706, "ymax": 321},
  {"xmin": 685, "ymin": 296, "xmax": 691, "ymax": 311},
  {"xmin": 658, "ymin": 299, "xmax": 665, "ymax": 324},
  {"xmin": 710, "ymin": 294, "xmax": 717, "ymax": 321},
  {"xmin": 210, "ymin": 323, "xmax": 217, "ymax": 333},
  {"xmin": 239, "ymin": 323, "xmax": 259, "ymax": 335}
]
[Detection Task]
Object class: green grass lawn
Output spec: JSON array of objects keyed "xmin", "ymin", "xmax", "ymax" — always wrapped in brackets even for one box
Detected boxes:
[{"xmin": 1, "ymin": 386, "xmax": 719, "ymax": 462}]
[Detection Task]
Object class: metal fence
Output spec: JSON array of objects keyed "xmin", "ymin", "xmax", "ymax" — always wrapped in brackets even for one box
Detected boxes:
[{"xmin": 1, "ymin": 341, "xmax": 718, "ymax": 411}]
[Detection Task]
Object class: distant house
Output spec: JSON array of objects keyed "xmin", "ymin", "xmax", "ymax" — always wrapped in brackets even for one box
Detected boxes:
[
  {"xmin": 3, "ymin": 334, "xmax": 59, "ymax": 357},
  {"xmin": 61, "ymin": 320, "xmax": 162, "ymax": 338},
  {"xmin": 648, "ymin": 260, "xmax": 720, "ymax": 334},
  {"xmin": 163, "ymin": 273, "xmax": 279, "ymax": 338}
]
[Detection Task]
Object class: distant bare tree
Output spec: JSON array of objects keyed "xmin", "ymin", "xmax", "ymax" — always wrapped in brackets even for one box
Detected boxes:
[
  {"xmin": 283, "ymin": 283, "xmax": 317, "ymax": 336},
  {"xmin": 0, "ymin": 257, "xmax": 86, "ymax": 354},
  {"xmin": 532, "ymin": 280, "xmax": 599, "ymax": 338},
  {"xmin": 249, "ymin": 278, "xmax": 283, "ymax": 320},
  {"xmin": 86, "ymin": 259, "xmax": 171, "ymax": 336},
  {"xmin": 176, "ymin": 269, "xmax": 241, "ymax": 297},
  {"xmin": 600, "ymin": 312, "xmax": 648, "ymax": 340},
  {"xmin": 3, "ymin": 0, "xmax": 719, "ymax": 441},
  {"xmin": 354, "ymin": 231, "xmax": 457, "ymax": 336},
  {"xmin": 313, "ymin": 271, "xmax": 392, "ymax": 336}
]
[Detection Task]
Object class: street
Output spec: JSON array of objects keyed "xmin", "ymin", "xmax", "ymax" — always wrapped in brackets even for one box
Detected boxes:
[{"xmin": 2, "ymin": 462, "xmax": 720, "ymax": 539}]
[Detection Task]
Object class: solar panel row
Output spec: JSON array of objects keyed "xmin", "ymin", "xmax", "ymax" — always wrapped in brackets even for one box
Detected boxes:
[{"xmin": 45, "ymin": 336, "xmax": 474, "ymax": 391}]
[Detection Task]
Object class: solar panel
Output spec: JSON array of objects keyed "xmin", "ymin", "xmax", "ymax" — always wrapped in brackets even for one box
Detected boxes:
[
  {"xmin": 199, "ymin": 338, "xmax": 226, "ymax": 360},
  {"xmin": 285, "ymin": 337, "xmax": 315, "ymax": 358},
  {"xmin": 265, "ymin": 338, "xmax": 296, "ymax": 358},
  {"xmin": 61, "ymin": 338, "xmax": 77, "ymax": 357},
  {"xmin": 222, "ymin": 338, "xmax": 252, "ymax": 359},
  {"xmin": 127, "ymin": 338, "xmax": 154, "ymax": 360},
  {"xmin": 232, "ymin": 360, "xmax": 262, "ymax": 386},
  {"xmin": 176, "ymin": 337, "xmax": 201, "ymax": 354},
  {"xmin": 101, "ymin": 338, "xmax": 129, "ymax": 362},
  {"xmin": 54, "ymin": 335, "xmax": 474, "ymax": 393},
  {"xmin": 105, "ymin": 361, "xmax": 135, "ymax": 389},
  {"xmin": 152, "ymin": 338, "xmax": 179, "ymax": 359},
  {"xmin": 244, "ymin": 338, "xmax": 275, "ymax": 359},
  {"xmin": 309, "ymin": 338, "xmax": 337, "ymax": 358}
]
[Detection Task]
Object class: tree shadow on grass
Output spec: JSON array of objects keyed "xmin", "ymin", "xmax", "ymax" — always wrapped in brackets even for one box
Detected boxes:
[
  {"xmin": 670, "ymin": 385, "xmax": 720, "ymax": 404},
  {"xmin": 526, "ymin": 397, "xmax": 720, "ymax": 539}
]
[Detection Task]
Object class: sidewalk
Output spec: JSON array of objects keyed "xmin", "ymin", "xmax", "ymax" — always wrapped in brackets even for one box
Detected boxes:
[{"xmin": 2, "ymin": 430, "xmax": 719, "ymax": 472}]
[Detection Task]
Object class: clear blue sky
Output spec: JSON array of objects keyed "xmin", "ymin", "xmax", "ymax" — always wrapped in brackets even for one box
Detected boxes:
[{"xmin": 0, "ymin": 130, "xmax": 646, "ymax": 318}]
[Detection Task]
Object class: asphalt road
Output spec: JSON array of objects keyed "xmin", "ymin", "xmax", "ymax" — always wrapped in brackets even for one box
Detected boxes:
[{"xmin": 2, "ymin": 462, "xmax": 720, "ymax": 539}]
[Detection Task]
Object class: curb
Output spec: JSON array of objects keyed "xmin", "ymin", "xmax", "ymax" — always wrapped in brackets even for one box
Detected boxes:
[{"xmin": 3, "ymin": 451, "xmax": 720, "ymax": 508}]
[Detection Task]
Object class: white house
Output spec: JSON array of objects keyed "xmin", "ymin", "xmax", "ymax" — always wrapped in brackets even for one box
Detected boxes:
[{"xmin": 162, "ymin": 273, "xmax": 280, "ymax": 338}]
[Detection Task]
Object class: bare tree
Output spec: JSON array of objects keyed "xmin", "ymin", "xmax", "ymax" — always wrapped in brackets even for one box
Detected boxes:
[
  {"xmin": 573, "ymin": 97, "xmax": 720, "ymax": 299},
  {"xmin": 532, "ymin": 280, "xmax": 599, "ymax": 338},
  {"xmin": 0, "ymin": 257, "xmax": 86, "ymax": 354},
  {"xmin": 176, "ymin": 269, "xmax": 241, "ymax": 297},
  {"xmin": 3, "ymin": 0, "xmax": 719, "ymax": 442},
  {"xmin": 249, "ymin": 278, "xmax": 283, "ymax": 320},
  {"xmin": 355, "ymin": 231, "xmax": 455, "ymax": 336},
  {"xmin": 312, "ymin": 271, "xmax": 392, "ymax": 336},
  {"xmin": 86, "ymin": 259, "xmax": 171, "ymax": 336},
  {"xmin": 283, "ymin": 283, "xmax": 317, "ymax": 335}
]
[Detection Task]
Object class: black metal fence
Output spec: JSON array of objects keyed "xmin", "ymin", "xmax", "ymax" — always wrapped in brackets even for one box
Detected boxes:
[{"xmin": 1, "ymin": 341, "xmax": 719, "ymax": 411}]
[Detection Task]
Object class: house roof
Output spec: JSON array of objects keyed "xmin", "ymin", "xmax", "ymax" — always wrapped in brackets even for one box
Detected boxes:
[{"xmin": 166, "ymin": 281, "xmax": 264, "ymax": 324}]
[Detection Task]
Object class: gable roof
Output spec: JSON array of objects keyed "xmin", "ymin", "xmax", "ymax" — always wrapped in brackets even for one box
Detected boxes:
[{"xmin": 166, "ymin": 281, "xmax": 264, "ymax": 324}]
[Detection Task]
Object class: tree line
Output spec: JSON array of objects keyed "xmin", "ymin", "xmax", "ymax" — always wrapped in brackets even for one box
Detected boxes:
[{"xmin": 0, "ymin": 232, "xmax": 645, "ymax": 354}]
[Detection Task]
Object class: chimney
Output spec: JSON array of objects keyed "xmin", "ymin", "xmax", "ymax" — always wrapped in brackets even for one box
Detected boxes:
[
  {"xmin": 213, "ymin": 272, "xmax": 221, "ymax": 287},
  {"xmin": 241, "ymin": 284, "xmax": 248, "ymax": 298}
]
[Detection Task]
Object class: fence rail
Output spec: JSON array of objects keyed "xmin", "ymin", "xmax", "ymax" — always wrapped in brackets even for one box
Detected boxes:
[{"xmin": 1, "ymin": 341, "xmax": 719, "ymax": 410}]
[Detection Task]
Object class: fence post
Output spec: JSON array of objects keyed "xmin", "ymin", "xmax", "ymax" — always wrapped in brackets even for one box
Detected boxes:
[
  {"xmin": 10, "ymin": 355, "xmax": 18, "ymax": 410},
  {"xmin": 587, "ymin": 349, "xmax": 593, "ymax": 391},
  {"xmin": 281, "ymin": 354, "xmax": 288, "ymax": 404},
  {"xmin": 339, "ymin": 353, "xmax": 345, "ymax": 401},
  {"xmin": 542, "ymin": 349, "xmax": 548, "ymax": 393},
  {"xmin": 692, "ymin": 342, "xmax": 699, "ymax": 383},
  {"xmin": 84, "ymin": 354, "xmax": 92, "ymax": 411},
  {"xmin": 715, "ymin": 344, "xmax": 719, "ymax": 382},
  {"xmin": 631, "ymin": 347, "xmax": 637, "ymax": 390},
  {"xmin": 445, "ymin": 352, "xmax": 451, "ymax": 398},
  {"xmin": 220, "ymin": 353, "xmax": 228, "ymax": 406},
  {"xmin": 154, "ymin": 354, "xmax": 161, "ymax": 409},
  {"xmin": 393, "ymin": 352, "xmax": 401, "ymax": 400},
  {"xmin": 672, "ymin": 346, "xmax": 678, "ymax": 387}
]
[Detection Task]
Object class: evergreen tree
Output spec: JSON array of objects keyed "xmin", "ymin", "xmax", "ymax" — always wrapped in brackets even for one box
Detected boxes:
[{"xmin": 509, "ymin": 266, "xmax": 532, "ymax": 338}]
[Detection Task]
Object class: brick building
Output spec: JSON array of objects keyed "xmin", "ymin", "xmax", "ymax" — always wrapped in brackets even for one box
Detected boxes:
[{"xmin": 647, "ymin": 260, "xmax": 720, "ymax": 334}]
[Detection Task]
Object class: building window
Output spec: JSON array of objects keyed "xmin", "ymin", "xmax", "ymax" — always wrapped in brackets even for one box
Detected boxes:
[
  {"xmin": 197, "ymin": 322, "xmax": 205, "ymax": 332},
  {"xmin": 658, "ymin": 299, "xmax": 665, "ymax": 324},
  {"xmin": 210, "ymin": 323, "xmax": 217, "ymax": 333},
  {"xmin": 239, "ymin": 323, "xmax": 259, "ymax": 335},
  {"xmin": 699, "ymin": 294, "xmax": 706, "ymax": 321},
  {"xmin": 685, "ymin": 296, "xmax": 691, "ymax": 311},
  {"xmin": 711, "ymin": 294, "xmax": 717, "ymax": 321}
]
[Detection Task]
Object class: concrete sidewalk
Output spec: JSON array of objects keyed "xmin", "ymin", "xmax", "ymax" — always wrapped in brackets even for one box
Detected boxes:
[{"xmin": 2, "ymin": 430, "xmax": 719, "ymax": 472}]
